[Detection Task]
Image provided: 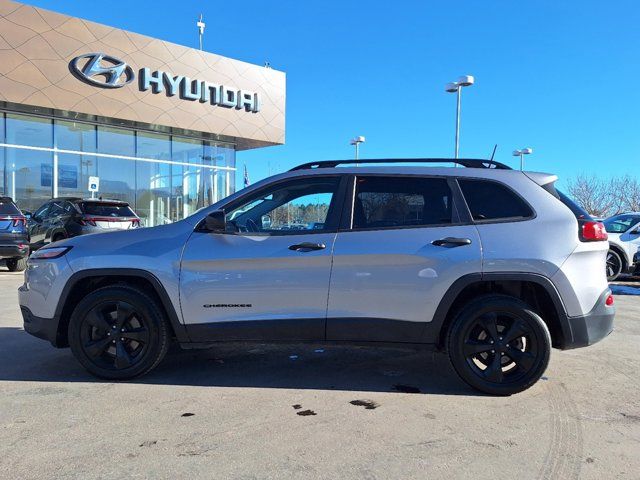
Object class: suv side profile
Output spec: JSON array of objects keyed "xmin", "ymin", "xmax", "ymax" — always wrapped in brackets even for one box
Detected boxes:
[{"xmin": 19, "ymin": 159, "xmax": 614, "ymax": 395}]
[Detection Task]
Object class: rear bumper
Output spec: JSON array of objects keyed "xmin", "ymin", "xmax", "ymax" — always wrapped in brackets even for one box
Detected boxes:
[
  {"xmin": 560, "ymin": 289, "xmax": 614, "ymax": 349},
  {"xmin": 21, "ymin": 306, "xmax": 63, "ymax": 347},
  {"xmin": 0, "ymin": 244, "xmax": 29, "ymax": 258}
]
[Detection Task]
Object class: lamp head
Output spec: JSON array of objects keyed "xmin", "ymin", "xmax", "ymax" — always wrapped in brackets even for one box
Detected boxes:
[
  {"xmin": 445, "ymin": 82, "xmax": 459, "ymax": 93},
  {"xmin": 457, "ymin": 75, "xmax": 474, "ymax": 87},
  {"xmin": 521, "ymin": 147, "xmax": 533, "ymax": 155}
]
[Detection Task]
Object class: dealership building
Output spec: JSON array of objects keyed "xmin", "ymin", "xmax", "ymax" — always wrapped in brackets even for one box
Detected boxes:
[{"xmin": 0, "ymin": 0, "xmax": 285, "ymax": 225}]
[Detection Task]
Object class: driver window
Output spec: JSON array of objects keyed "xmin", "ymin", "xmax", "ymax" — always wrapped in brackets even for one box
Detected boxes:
[
  {"xmin": 33, "ymin": 203, "xmax": 50, "ymax": 221},
  {"xmin": 225, "ymin": 177, "xmax": 340, "ymax": 234}
]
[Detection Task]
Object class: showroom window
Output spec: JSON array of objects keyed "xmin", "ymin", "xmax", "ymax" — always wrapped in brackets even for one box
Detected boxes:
[
  {"xmin": 5, "ymin": 114, "xmax": 53, "ymax": 211},
  {"xmin": 0, "ymin": 111, "xmax": 236, "ymax": 222}
]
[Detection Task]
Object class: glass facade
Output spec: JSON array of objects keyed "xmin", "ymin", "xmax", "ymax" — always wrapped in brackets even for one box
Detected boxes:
[{"xmin": 0, "ymin": 112, "xmax": 236, "ymax": 224}]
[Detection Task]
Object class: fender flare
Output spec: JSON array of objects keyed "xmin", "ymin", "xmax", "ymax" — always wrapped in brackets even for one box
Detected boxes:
[
  {"xmin": 426, "ymin": 272, "xmax": 572, "ymax": 347},
  {"xmin": 55, "ymin": 268, "xmax": 190, "ymax": 344}
]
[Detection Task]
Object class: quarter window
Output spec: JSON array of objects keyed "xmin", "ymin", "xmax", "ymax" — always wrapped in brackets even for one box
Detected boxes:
[
  {"xmin": 352, "ymin": 176, "xmax": 453, "ymax": 229},
  {"xmin": 459, "ymin": 179, "xmax": 533, "ymax": 221}
]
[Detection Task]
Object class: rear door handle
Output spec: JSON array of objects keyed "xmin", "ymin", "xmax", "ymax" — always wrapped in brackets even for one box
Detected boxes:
[
  {"xmin": 431, "ymin": 237, "xmax": 472, "ymax": 247},
  {"xmin": 289, "ymin": 242, "xmax": 326, "ymax": 252}
]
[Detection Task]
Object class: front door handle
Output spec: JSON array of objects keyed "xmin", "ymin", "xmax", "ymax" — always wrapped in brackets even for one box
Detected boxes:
[
  {"xmin": 431, "ymin": 237, "xmax": 472, "ymax": 247},
  {"xmin": 289, "ymin": 242, "xmax": 326, "ymax": 252}
]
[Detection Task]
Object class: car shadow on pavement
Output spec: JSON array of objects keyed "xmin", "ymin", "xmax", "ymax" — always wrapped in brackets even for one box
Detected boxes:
[{"xmin": 0, "ymin": 326, "xmax": 478, "ymax": 396}]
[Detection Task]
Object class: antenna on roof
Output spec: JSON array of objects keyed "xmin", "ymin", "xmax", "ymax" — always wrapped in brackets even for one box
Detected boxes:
[{"xmin": 489, "ymin": 144, "xmax": 498, "ymax": 162}]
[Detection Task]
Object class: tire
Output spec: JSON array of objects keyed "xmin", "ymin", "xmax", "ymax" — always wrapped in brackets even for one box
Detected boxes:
[
  {"xmin": 51, "ymin": 233, "xmax": 66, "ymax": 243},
  {"xmin": 68, "ymin": 285, "xmax": 170, "ymax": 380},
  {"xmin": 6, "ymin": 257, "xmax": 27, "ymax": 272},
  {"xmin": 447, "ymin": 295, "xmax": 552, "ymax": 396},
  {"xmin": 606, "ymin": 249, "xmax": 623, "ymax": 282}
]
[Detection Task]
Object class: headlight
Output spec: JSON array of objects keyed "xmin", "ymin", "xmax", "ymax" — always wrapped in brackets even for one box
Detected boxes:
[{"xmin": 30, "ymin": 246, "xmax": 72, "ymax": 260}]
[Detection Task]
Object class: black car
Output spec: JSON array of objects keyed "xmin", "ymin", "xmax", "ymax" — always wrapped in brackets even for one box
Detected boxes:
[
  {"xmin": 26, "ymin": 197, "xmax": 141, "ymax": 249},
  {"xmin": 0, "ymin": 196, "xmax": 30, "ymax": 272}
]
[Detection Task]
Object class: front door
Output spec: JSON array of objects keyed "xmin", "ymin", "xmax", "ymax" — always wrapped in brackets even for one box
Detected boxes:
[
  {"xmin": 180, "ymin": 175, "xmax": 346, "ymax": 341},
  {"xmin": 28, "ymin": 202, "xmax": 51, "ymax": 247},
  {"xmin": 327, "ymin": 175, "xmax": 482, "ymax": 343}
]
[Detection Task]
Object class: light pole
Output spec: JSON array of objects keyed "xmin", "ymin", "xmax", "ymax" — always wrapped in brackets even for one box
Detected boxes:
[
  {"xmin": 197, "ymin": 14, "xmax": 205, "ymax": 51},
  {"xmin": 445, "ymin": 75, "xmax": 475, "ymax": 160},
  {"xmin": 512, "ymin": 147, "xmax": 533, "ymax": 171},
  {"xmin": 350, "ymin": 136, "xmax": 365, "ymax": 162}
]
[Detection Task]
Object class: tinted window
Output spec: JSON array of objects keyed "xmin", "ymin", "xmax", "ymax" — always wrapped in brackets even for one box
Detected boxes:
[
  {"xmin": 33, "ymin": 203, "xmax": 50, "ymax": 220},
  {"xmin": 353, "ymin": 176, "xmax": 453, "ymax": 229},
  {"xmin": 603, "ymin": 214, "xmax": 640, "ymax": 234},
  {"xmin": 225, "ymin": 176, "xmax": 340, "ymax": 234},
  {"xmin": 80, "ymin": 202, "xmax": 136, "ymax": 217},
  {"xmin": 557, "ymin": 191, "xmax": 592, "ymax": 221},
  {"xmin": 459, "ymin": 179, "xmax": 533, "ymax": 221},
  {"xmin": 0, "ymin": 199, "xmax": 20, "ymax": 215}
]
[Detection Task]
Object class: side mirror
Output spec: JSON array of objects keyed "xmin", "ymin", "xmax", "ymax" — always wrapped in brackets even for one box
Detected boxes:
[
  {"xmin": 199, "ymin": 210, "xmax": 226, "ymax": 233},
  {"xmin": 23, "ymin": 211, "xmax": 32, "ymax": 219}
]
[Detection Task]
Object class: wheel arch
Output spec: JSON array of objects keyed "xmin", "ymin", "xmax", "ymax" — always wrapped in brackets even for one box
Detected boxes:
[
  {"xmin": 607, "ymin": 243, "xmax": 628, "ymax": 271},
  {"xmin": 53, "ymin": 269, "xmax": 189, "ymax": 348},
  {"xmin": 428, "ymin": 273, "xmax": 572, "ymax": 350}
]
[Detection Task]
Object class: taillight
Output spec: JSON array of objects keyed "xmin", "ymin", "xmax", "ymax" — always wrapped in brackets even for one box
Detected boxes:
[
  {"xmin": 11, "ymin": 216, "xmax": 26, "ymax": 227},
  {"xmin": 78, "ymin": 216, "xmax": 97, "ymax": 226},
  {"xmin": 580, "ymin": 221, "xmax": 608, "ymax": 242},
  {"xmin": 605, "ymin": 294, "xmax": 614, "ymax": 306},
  {"xmin": 131, "ymin": 219, "xmax": 140, "ymax": 227}
]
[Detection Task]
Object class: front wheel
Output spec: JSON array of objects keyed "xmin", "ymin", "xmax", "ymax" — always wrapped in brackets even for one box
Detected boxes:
[
  {"xmin": 68, "ymin": 285, "xmax": 170, "ymax": 380},
  {"xmin": 606, "ymin": 249, "xmax": 623, "ymax": 281},
  {"xmin": 447, "ymin": 295, "xmax": 551, "ymax": 395}
]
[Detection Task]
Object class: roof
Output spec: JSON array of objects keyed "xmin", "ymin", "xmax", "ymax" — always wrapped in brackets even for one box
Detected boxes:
[{"xmin": 50, "ymin": 197, "xmax": 130, "ymax": 204}]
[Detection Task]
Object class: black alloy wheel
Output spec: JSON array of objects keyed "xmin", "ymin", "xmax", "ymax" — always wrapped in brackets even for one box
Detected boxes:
[
  {"xmin": 606, "ymin": 249, "xmax": 623, "ymax": 282},
  {"xmin": 68, "ymin": 286, "xmax": 169, "ymax": 379},
  {"xmin": 448, "ymin": 295, "xmax": 551, "ymax": 395}
]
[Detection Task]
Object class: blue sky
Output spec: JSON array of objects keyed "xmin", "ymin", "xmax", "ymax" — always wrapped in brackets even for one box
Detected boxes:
[{"xmin": 28, "ymin": 0, "xmax": 640, "ymax": 191}]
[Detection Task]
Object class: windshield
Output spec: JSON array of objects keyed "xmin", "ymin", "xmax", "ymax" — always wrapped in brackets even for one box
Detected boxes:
[
  {"xmin": 79, "ymin": 202, "xmax": 136, "ymax": 218},
  {"xmin": 603, "ymin": 214, "xmax": 640, "ymax": 234}
]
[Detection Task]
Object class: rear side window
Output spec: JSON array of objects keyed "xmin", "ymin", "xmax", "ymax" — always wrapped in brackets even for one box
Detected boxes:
[
  {"xmin": 80, "ymin": 202, "xmax": 136, "ymax": 217},
  {"xmin": 459, "ymin": 179, "xmax": 533, "ymax": 221},
  {"xmin": 0, "ymin": 199, "xmax": 20, "ymax": 215},
  {"xmin": 352, "ymin": 176, "xmax": 453, "ymax": 229}
]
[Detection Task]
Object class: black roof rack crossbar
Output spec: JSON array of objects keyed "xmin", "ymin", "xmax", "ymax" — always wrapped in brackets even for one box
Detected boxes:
[{"xmin": 290, "ymin": 158, "xmax": 511, "ymax": 171}]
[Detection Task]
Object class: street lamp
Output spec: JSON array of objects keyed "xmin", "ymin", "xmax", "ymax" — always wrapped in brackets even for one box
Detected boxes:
[
  {"xmin": 350, "ymin": 136, "xmax": 366, "ymax": 161},
  {"xmin": 512, "ymin": 147, "xmax": 533, "ymax": 171},
  {"xmin": 445, "ymin": 75, "xmax": 475, "ymax": 160}
]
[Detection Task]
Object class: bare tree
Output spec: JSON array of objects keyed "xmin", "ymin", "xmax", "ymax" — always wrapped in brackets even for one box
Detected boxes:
[
  {"xmin": 566, "ymin": 174, "xmax": 613, "ymax": 217},
  {"xmin": 611, "ymin": 175, "xmax": 640, "ymax": 213}
]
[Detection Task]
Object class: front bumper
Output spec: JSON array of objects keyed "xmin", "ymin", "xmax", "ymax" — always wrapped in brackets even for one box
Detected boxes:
[
  {"xmin": 561, "ymin": 289, "xmax": 614, "ymax": 349},
  {"xmin": 21, "ymin": 306, "xmax": 63, "ymax": 347}
]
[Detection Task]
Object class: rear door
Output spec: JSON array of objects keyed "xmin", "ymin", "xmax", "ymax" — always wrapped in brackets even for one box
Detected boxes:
[{"xmin": 327, "ymin": 174, "xmax": 482, "ymax": 343}]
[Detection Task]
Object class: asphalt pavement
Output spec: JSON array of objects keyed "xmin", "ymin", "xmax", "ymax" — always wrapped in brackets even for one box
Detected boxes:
[{"xmin": 1, "ymin": 270, "xmax": 638, "ymax": 480}]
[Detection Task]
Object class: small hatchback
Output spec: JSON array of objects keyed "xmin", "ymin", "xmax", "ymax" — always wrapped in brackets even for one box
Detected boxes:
[{"xmin": 19, "ymin": 159, "xmax": 614, "ymax": 395}]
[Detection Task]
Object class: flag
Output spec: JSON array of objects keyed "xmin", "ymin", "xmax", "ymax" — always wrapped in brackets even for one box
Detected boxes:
[{"xmin": 243, "ymin": 164, "xmax": 250, "ymax": 188}]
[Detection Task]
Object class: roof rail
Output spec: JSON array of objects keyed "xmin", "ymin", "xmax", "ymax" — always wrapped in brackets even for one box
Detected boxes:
[{"xmin": 289, "ymin": 158, "xmax": 512, "ymax": 171}]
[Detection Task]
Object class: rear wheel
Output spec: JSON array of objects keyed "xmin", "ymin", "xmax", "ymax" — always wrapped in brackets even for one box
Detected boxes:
[
  {"xmin": 447, "ymin": 295, "xmax": 551, "ymax": 395},
  {"xmin": 606, "ymin": 249, "xmax": 623, "ymax": 281},
  {"xmin": 6, "ymin": 257, "xmax": 27, "ymax": 272},
  {"xmin": 68, "ymin": 285, "xmax": 170, "ymax": 380}
]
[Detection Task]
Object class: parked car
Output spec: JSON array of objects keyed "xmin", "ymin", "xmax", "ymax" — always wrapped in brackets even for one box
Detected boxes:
[
  {"xmin": 25, "ymin": 197, "xmax": 141, "ymax": 249},
  {"xmin": 0, "ymin": 196, "xmax": 29, "ymax": 272},
  {"xmin": 19, "ymin": 158, "xmax": 614, "ymax": 395},
  {"xmin": 602, "ymin": 213, "xmax": 640, "ymax": 281}
]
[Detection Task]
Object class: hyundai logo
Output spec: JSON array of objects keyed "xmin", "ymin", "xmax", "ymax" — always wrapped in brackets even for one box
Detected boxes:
[{"xmin": 70, "ymin": 53, "xmax": 135, "ymax": 89}]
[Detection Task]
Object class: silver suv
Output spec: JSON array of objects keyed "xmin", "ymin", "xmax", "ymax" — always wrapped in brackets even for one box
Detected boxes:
[{"xmin": 19, "ymin": 159, "xmax": 615, "ymax": 395}]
